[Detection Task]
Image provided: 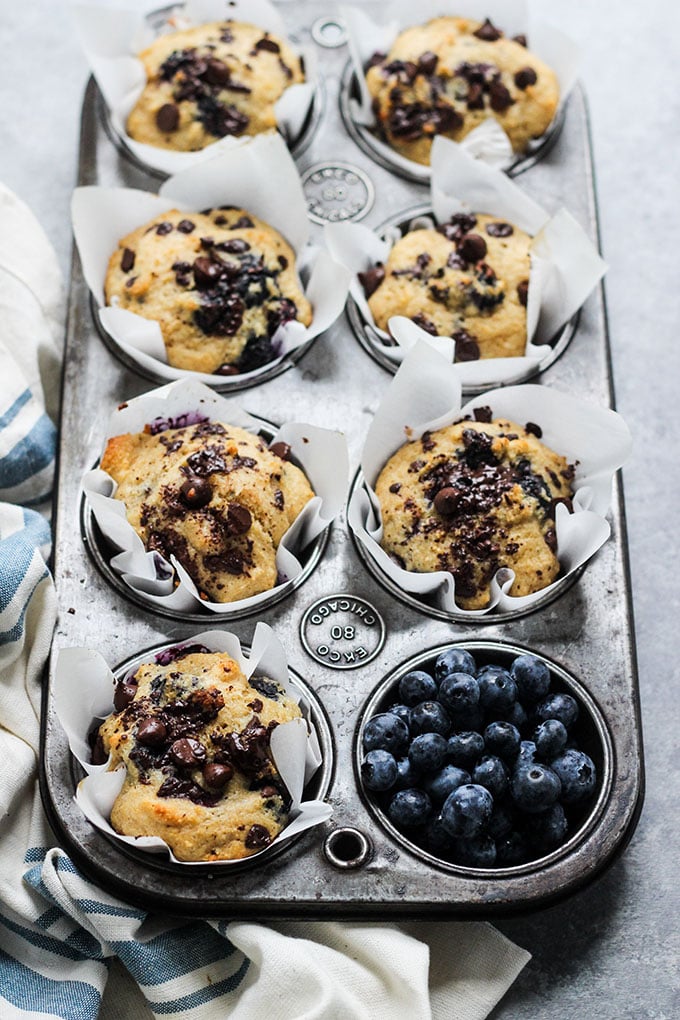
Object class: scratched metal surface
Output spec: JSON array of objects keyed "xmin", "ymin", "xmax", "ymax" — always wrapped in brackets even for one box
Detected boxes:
[{"xmin": 40, "ymin": 3, "xmax": 642, "ymax": 918}]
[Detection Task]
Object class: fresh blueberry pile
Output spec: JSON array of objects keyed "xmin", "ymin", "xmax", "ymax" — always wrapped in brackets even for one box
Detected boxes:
[{"xmin": 359, "ymin": 647, "xmax": 599, "ymax": 868}]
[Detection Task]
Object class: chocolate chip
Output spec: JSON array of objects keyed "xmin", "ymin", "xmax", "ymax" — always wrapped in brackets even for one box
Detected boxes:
[
  {"xmin": 226, "ymin": 502, "xmax": 252, "ymax": 535},
  {"xmin": 458, "ymin": 233, "xmax": 487, "ymax": 262},
  {"xmin": 489, "ymin": 81, "xmax": 514, "ymax": 112},
  {"xmin": 255, "ymin": 37, "xmax": 280, "ymax": 53},
  {"xmin": 124, "ymin": 276, "xmax": 137, "ymax": 288},
  {"xmin": 113, "ymin": 679, "xmax": 137, "ymax": 711},
  {"xmin": 446, "ymin": 251, "xmax": 468, "ymax": 270},
  {"xmin": 213, "ymin": 215, "xmax": 228, "ymax": 226},
  {"xmin": 434, "ymin": 487, "xmax": 463, "ymax": 516},
  {"xmin": 260, "ymin": 784, "xmax": 278, "ymax": 798},
  {"xmin": 193, "ymin": 256, "xmax": 223, "ymax": 289},
  {"xmin": 90, "ymin": 733, "xmax": 108, "ymax": 766},
  {"xmin": 418, "ymin": 50, "xmax": 438, "ymax": 75},
  {"xmin": 486, "ymin": 222, "xmax": 514, "ymax": 238},
  {"xmin": 278, "ymin": 254, "xmax": 288, "ymax": 270},
  {"xmin": 431, "ymin": 104, "xmax": 464, "ymax": 132},
  {"xmin": 517, "ymin": 279, "xmax": 529, "ymax": 306},
  {"xmin": 136, "ymin": 717, "xmax": 167, "ymax": 747},
  {"xmin": 544, "ymin": 528, "xmax": 557, "ymax": 553},
  {"xmin": 245, "ymin": 824, "xmax": 272, "ymax": 850},
  {"xmin": 525, "ymin": 421, "xmax": 543, "ymax": 438},
  {"xmin": 120, "ymin": 248, "xmax": 135, "ymax": 273},
  {"xmin": 358, "ymin": 264, "xmax": 385, "ymax": 298},
  {"xmin": 473, "ymin": 18, "xmax": 503, "ymax": 41},
  {"xmin": 203, "ymin": 762, "xmax": 233, "ymax": 788},
  {"xmin": 180, "ymin": 476, "xmax": 213, "ymax": 508},
  {"xmin": 156, "ymin": 221, "xmax": 173, "ymax": 236},
  {"xmin": 389, "ymin": 482, "xmax": 401, "ymax": 494},
  {"xmin": 411, "ymin": 313, "xmax": 438, "ymax": 336},
  {"xmin": 177, "ymin": 219, "xmax": 195, "ymax": 234},
  {"xmin": 232, "ymin": 215, "xmax": 255, "ymax": 229},
  {"xmin": 216, "ymin": 364, "xmax": 239, "ymax": 376},
  {"xmin": 156, "ymin": 102, "xmax": 180, "ymax": 132},
  {"xmin": 515, "ymin": 66, "xmax": 538, "ymax": 90},
  {"xmin": 269, "ymin": 441, "xmax": 291, "ymax": 461},
  {"xmin": 466, "ymin": 82, "xmax": 485, "ymax": 110},
  {"xmin": 169, "ymin": 737, "xmax": 206, "ymax": 768},
  {"xmin": 513, "ymin": 34, "xmax": 528, "ymax": 48},
  {"xmin": 204, "ymin": 57, "xmax": 231, "ymax": 85},
  {"xmin": 453, "ymin": 330, "xmax": 480, "ymax": 362},
  {"xmin": 224, "ymin": 550, "xmax": 245, "ymax": 574},
  {"xmin": 218, "ymin": 238, "xmax": 250, "ymax": 254}
]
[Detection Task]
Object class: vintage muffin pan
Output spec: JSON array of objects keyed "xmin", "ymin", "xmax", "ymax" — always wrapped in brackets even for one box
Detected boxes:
[{"xmin": 41, "ymin": 2, "xmax": 642, "ymax": 918}]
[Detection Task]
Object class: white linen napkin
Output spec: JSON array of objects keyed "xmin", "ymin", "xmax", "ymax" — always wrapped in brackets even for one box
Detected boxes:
[{"xmin": 0, "ymin": 183, "xmax": 530, "ymax": 1019}]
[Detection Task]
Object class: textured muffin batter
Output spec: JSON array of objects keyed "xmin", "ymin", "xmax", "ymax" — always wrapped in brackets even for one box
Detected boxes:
[
  {"xmin": 93, "ymin": 648, "xmax": 302, "ymax": 861},
  {"xmin": 101, "ymin": 418, "xmax": 314, "ymax": 602},
  {"xmin": 363, "ymin": 212, "xmax": 531, "ymax": 361},
  {"xmin": 375, "ymin": 415, "xmax": 574, "ymax": 609},
  {"xmin": 365, "ymin": 16, "xmax": 559, "ymax": 165},
  {"xmin": 104, "ymin": 207, "xmax": 312, "ymax": 374},
  {"xmin": 127, "ymin": 20, "xmax": 304, "ymax": 151}
]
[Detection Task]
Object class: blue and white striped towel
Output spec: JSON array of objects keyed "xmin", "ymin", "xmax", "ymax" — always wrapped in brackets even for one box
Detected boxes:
[{"xmin": 0, "ymin": 184, "xmax": 529, "ymax": 1019}]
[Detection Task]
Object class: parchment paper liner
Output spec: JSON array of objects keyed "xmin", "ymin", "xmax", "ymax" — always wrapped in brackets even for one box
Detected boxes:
[
  {"xmin": 82, "ymin": 377, "xmax": 348, "ymax": 614},
  {"xmin": 326, "ymin": 136, "xmax": 606, "ymax": 387},
  {"xmin": 347, "ymin": 342, "xmax": 632, "ymax": 617},
  {"xmin": 71, "ymin": 0, "xmax": 318, "ymax": 176},
  {"xmin": 53, "ymin": 623, "xmax": 333, "ymax": 866},
  {"xmin": 341, "ymin": 0, "xmax": 580, "ymax": 179},
  {"xmin": 71, "ymin": 132, "xmax": 351, "ymax": 386}
]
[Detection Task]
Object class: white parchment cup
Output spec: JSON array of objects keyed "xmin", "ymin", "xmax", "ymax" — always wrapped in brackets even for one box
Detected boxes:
[
  {"xmin": 71, "ymin": 133, "xmax": 351, "ymax": 388},
  {"xmin": 71, "ymin": 0, "xmax": 318, "ymax": 176},
  {"xmin": 82, "ymin": 377, "xmax": 349, "ymax": 615},
  {"xmin": 53, "ymin": 623, "xmax": 333, "ymax": 866},
  {"xmin": 348, "ymin": 342, "xmax": 632, "ymax": 618},
  {"xmin": 325, "ymin": 137, "xmax": 606, "ymax": 389},
  {"xmin": 340, "ymin": 0, "xmax": 580, "ymax": 180}
]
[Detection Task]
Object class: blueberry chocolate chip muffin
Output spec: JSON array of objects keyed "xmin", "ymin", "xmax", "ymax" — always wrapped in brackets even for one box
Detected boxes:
[
  {"xmin": 365, "ymin": 16, "xmax": 559, "ymax": 166},
  {"xmin": 374, "ymin": 413, "xmax": 574, "ymax": 609},
  {"xmin": 362, "ymin": 213, "xmax": 531, "ymax": 361},
  {"xmin": 91, "ymin": 646, "xmax": 302, "ymax": 861},
  {"xmin": 126, "ymin": 21, "xmax": 304, "ymax": 152},
  {"xmin": 100, "ymin": 417, "xmax": 314, "ymax": 602},
  {"xmin": 104, "ymin": 207, "xmax": 312, "ymax": 375}
]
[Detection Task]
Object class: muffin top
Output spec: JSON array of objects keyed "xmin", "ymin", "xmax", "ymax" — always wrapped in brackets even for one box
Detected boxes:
[
  {"xmin": 365, "ymin": 16, "xmax": 559, "ymax": 165},
  {"xmin": 127, "ymin": 20, "xmax": 304, "ymax": 152},
  {"xmin": 363, "ymin": 212, "xmax": 531, "ymax": 361},
  {"xmin": 94, "ymin": 647, "xmax": 302, "ymax": 861},
  {"xmin": 100, "ymin": 418, "xmax": 314, "ymax": 603},
  {"xmin": 104, "ymin": 206, "xmax": 312, "ymax": 375},
  {"xmin": 375, "ymin": 414, "xmax": 574, "ymax": 610}
]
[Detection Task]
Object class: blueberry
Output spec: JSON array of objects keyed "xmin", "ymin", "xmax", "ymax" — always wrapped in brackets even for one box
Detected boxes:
[
  {"xmin": 434, "ymin": 647, "xmax": 477, "ymax": 681},
  {"xmin": 505, "ymin": 700, "xmax": 529, "ymax": 731},
  {"xmin": 446, "ymin": 730, "xmax": 485, "ymax": 767},
  {"xmin": 425, "ymin": 815, "xmax": 455, "ymax": 857},
  {"xmin": 510, "ymin": 654, "xmax": 551, "ymax": 703},
  {"xmin": 399, "ymin": 670, "xmax": 438, "ymax": 706},
  {"xmin": 484, "ymin": 721, "xmax": 521, "ymax": 760},
  {"xmin": 438, "ymin": 672, "xmax": 480, "ymax": 714},
  {"xmin": 477, "ymin": 666, "xmax": 517, "ymax": 715},
  {"xmin": 409, "ymin": 700, "xmax": 451, "ymax": 736},
  {"xmin": 362, "ymin": 713, "xmax": 410, "ymax": 756},
  {"xmin": 408, "ymin": 732, "xmax": 448, "ymax": 773},
  {"xmin": 472, "ymin": 755, "xmax": 509, "ymax": 799},
  {"xmin": 387, "ymin": 788, "xmax": 432, "ymax": 829},
  {"xmin": 534, "ymin": 719, "xmax": 568, "ymax": 760},
  {"xmin": 524, "ymin": 802, "xmax": 568, "ymax": 851},
  {"xmin": 487, "ymin": 801, "xmax": 515, "ymax": 840},
  {"xmin": 535, "ymin": 692, "xmax": 579, "ymax": 730},
  {"xmin": 496, "ymin": 830, "xmax": 529, "ymax": 865},
  {"xmin": 550, "ymin": 749, "xmax": 597, "ymax": 804},
  {"xmin": 511, "ymin": 763, "xmax": 562, "ymax": 813},
  {"xmin": 386, "ymin": 703, "xmax": 412, "ymax": 729},
  {"xmin": 440, "ymin": 783, "xmax": 493, "ymax": 837},
  {"xmin": 393, "ymin": 756, "xmax": 421, "ymax": 789},
  {"xmin": 422, "ymin": 764, "xmax": 471, "ymax": 805},
  {"xmin": 361, "ymin": 750, "xmax": 398, "ymax": 792},
  {"xmin": 452, "ymin": 834, "xmax": 497, "ymax": 867}
]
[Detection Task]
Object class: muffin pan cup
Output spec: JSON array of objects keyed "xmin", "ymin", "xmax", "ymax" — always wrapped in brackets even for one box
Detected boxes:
[{"xmin": 42, "ymin": 1, "xmax": 642, "ymax": 918}]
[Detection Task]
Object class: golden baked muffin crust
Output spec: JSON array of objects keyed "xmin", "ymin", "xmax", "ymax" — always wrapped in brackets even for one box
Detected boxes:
[
  {"xmin": 104, "ymin": 207, "xmax": 312, "ymax": 375},
  {"xmin": 362, "ymin": 212, "xmax": 530, "ymax": 361},
  {"xmin": 100, "ymin": 418, "xmax": 314, "ymax": 603},
  {"xmin": 375, "ymin": 415, "xmax": 574, "ymax": 610},
  {"xmin": 93, "ymin": 648, "xmax": 302, "ymax": 861},
  {"xmin": 365, "ymin": 16, "xmax": 559, "ymax": 165},
  {"xmin": 127, "ymin": 20, "xmax": 304, "ymax": 152}
]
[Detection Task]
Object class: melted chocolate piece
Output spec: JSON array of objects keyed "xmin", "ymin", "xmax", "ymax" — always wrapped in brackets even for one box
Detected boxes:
[
  {"xmin": 156, "ymin": 222, "xmax": 173, "ymax": 236},
  {"xmin": 203, "ymin": 57, "xmax": 231, "ymax": 86},
  {"xmin": 486, "ymin": 222, "xmax": 514, "ymax": 238},
  {"xmin": 156, "ymin": 103, "xmax": 180, "ymax": 132},
  {"xmin": 136, "ymin": 717, "xmax": 168, "ymax": 747},
  {"xmin": 114, "ymin": 678, "xmax": 137, "ymax": 711},
  {"xmin": 517, "ymin": 280, "xmax": 529, "ymax": 307},
  {"xmin": 177, "ymin": 219, "xmax": 195, "ymax": 234},
  {"xmin": 169, "ymin": 737, "xmax": 206, "ymax": 768},
  {"xmin": 120, "ymin": 248, "xmax": 135, "ymax": 273},
  {"xmin": 180, "ymin": 476, "xmax": 213, "ymax": 508},
  {"xmin": 225, "ymin": 502, "xmax": 252, "ymax": 535},
  {"xmin": 255, "ymin": 36, "xmax": 281, "ymax": 53},
  {"xmin": 525, "ymin": 421, "xmax": 543, "ymax": 438},
  {"xmin": 473, "ymin": 18, "xmax": 503, "ymax": 42},
  {"xmin": 245, "ymin": 824, "xmax": 272, "ymax": 849},
  {"xmin": 185, "ymin": 446, "xmax": 227, "ymax": 476},
  {"xmin": 514, "ymin": 66, "xmax": 538, "ymax": 90},
  {"xmin": 489, "ymin": 81, "xmax": 514, "ymax": 112},
  {"xmin": 513, "ymin": 34, "xmax": 528, "ymax": 48},
  {"xmin": 269, "ymin": 441, "xmax": 291, "ymax": 461},
  {"xmin": 358, "ymin": 264, "xmax": 385, "ymax": 298},
  {"xmin": 453, "ymin": 330, "xmax": 480, "ymax": 362},
  {"xmin": 434, "ymin": 486, "xmax": 464, "ymax": 516},
  {"xmin": 203, "ymin": 762, "xmax": 233, "ymax": 788},
  {"xmin": 458, "ymin": 233, "xmax": 487, "ymax": 263},
  {"xmin": 473, "ymin": 406, "xmax": 493, "ymax": 423},
  {"xmin": 418, "ymin": 50, "xmax": 438, "ymax": 75},
  {"xmin": 224, "ymin": 717, "xmax": 274, "ymax": 775},
  {"xmin": 411, "ymin": 313, "xmax": 439, "ymax": 336}
]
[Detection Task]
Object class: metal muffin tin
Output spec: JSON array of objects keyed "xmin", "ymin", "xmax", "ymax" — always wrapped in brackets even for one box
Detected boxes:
[{"xmin": 41, "ymin": 2, "xmax": 643, "ymax": 918}]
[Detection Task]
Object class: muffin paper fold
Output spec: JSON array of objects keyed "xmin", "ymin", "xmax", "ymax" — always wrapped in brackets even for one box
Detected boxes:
[
  {"xmin": 341, "ymin": 0, "xmax": 579, "ymax": 177},
  {"xmin": 71, "ymin": 0, "xmax": 317, "ymax": 176},
  {"xmin": 82, "ymin": 378, "xmax": 348, "ymax": 614},
  {"xmin": 53, "ymin": 623, "xmax": 332, "ymax": 865},
  {"xmin": 71, "ymin": 133, "xmax": 351, "ymax": 385},
  {"xmin": 348, "ymin": 342, "xmax": 632, "ymax": 616},
  {"xmin": 325, "ymin": 137, "xmax": 606, "ymax": 387}
]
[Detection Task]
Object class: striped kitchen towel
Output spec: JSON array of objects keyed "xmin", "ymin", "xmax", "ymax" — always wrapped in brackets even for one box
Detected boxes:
[{"xmin": 0, "ymin": 182, "xmax": 530, "ymax": 1019}]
